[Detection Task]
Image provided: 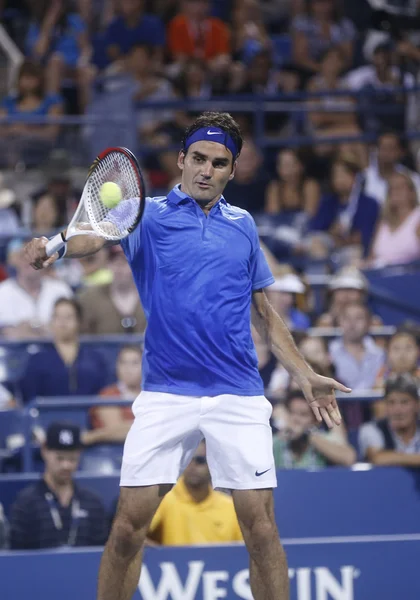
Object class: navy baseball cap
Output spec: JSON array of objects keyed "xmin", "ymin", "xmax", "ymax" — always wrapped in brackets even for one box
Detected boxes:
[{"xmin": 45, "ymin": 422, "xmax": 82, "ymax": 450}]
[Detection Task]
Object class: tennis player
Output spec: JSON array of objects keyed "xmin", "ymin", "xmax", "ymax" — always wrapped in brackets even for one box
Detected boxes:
[{"xmin": 25, "ymin": 112, "xmax": 350, "ymax": 600}]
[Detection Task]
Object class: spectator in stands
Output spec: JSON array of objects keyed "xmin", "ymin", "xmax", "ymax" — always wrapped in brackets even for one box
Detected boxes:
[
  {"xmin": 31, "ymin": 150, "xmax": 80, "ymax": 228},
  {"xmin": 0, "ymin": 60, "xmax": 63, "ymax": 166},
  {"xmin": 25, "ymin": 1, "xmax": 92, "ymax": 110},
  {"xmin": 359, "ymin": 374, "xmax": 420, "ymax": 465},
  {"xmin": 273, "ymin": 390, "xmax": 356, "ymax": 468},
  {"xmin": 224, "ymin": 138, "xmax": 270, "ymax": 213},
  {"xmin": 9, "ymin": 422, "xmax": 108, "ymax": 549},
  {"xmin": 330, "ymin": 302, "xmax": 385, "ymax": 427},
  {"xmin": 291, "ymin": 0, "xmax": 356, "ymax": 78},
  {"xmin": 309, "ymin": 157, "xmax": 380, "ymax": 260},
  {"xmin": 167, "ymin": 0, "xmax": 231, "ymax": 73},
  {"xmin": 265, "ymin": 148, "xmax": 320, "ymax": 217},
  {"xmin": 78, "ymin": 245, "xmax": 145, "ymax": 334},
  {"xmin": 306, "ymin": 46, "xmax": 360, "ymax": 144},
  {"xmin": 83, "ymin": 345, "xmax": 142, "ymax": 446},
  {"xmin": 330, "ymin": 302, "xmax": 385, "ymax": 390},
  {"xmin": 299, "ymin": 335, "xmax": 334, "ymax": 376},
  {"xmin": 103, "ymin": 0, "xmax": 165, "ymax": 68},
  {"xmin": 265, "ymin": 268, "xmax": 310, "ymax": 330},
  {"xmin": 0, "ymin": 178, "xmax": 19, "ymax": 236},
  {"xmin": 0, "ymin": 240, "xmax": 72, "ymax": 339},
  {"xmin": 375, "ymin": 329, "xmax": 420, "ymax": 390},
  {"xmin": 147, "ymin": 441, "xmax": 243, "ymax": 545},
  {"xmin": 231, "ymin": 0, "xmax": 271, "ymax": 64},
  {"xmin": 32, "ymin": 193, "xmax": 64, "ymax": 235},
  {"xmin": 345, "ymin": 41, "xmax": 416, "ymax": 136},
  {"xmin": 316, "ymin": 266, "xmax": 381, "ymax": 327},
  {"xmin": 368, "ymin": 172, "xmax": 420, "ymax": 268},
  {"xmin": 363, "ymin": 131, "xmax": 420, "ymax": 206},
  {"xmin": 19, "ymin": 298, "xmax": 107, "ymax": 404}
]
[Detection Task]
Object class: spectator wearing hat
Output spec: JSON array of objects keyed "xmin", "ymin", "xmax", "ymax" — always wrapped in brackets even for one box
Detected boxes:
[
  {"xmin": 19, "ymin": 298, "xmax": 107, "ymax": 404},
  {"xmin": 316, "ymin": 266, "xmax": 382, "ymax": 328},
  {"xmin": 0, "ymin": 239, "xmax": 72, "ymax": 339},
  {"xmin": 265, "ymin": 268, "xmax": 310, "ymax": 331},
  {"xmin": 359, "ymin": 374, "xmax": 420, "ymax": 465},
  {"xmin": 77, "ymin": 246, "xmax": 146, "ymax": 335},
  {"xmin": 9, "ymin": 422, "xmax": 108, "ymax": 549}
]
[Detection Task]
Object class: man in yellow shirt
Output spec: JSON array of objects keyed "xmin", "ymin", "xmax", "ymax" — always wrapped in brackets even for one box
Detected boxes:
[{"xmin": 148, "ymin": 442, "xmax": 243, "ymax": 545}]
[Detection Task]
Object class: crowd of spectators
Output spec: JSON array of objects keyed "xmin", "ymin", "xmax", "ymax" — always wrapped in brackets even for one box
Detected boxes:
[{"xmin": 1, "ymin": 0, "xmax": 420, "ymax": 551}]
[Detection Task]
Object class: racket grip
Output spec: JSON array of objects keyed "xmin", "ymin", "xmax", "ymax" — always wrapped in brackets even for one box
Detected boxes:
[{"xmin": 46, "ymin": 232, "xmax": 66, "ymax": 257}]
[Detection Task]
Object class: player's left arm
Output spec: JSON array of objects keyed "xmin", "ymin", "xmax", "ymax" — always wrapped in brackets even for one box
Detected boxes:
[{"xmin": 252, "ymin": 289, "xmax": 350, "ymax": 427}]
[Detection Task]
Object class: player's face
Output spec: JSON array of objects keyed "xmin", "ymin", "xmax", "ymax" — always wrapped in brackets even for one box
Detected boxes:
[
  {"xmin": 388, "ymin": 334, "xmax": 419, "ymax": 373},
  {"xmin": 183, "ymin": 443, "xmax": 210, "ymax": 487},
  {"xmin": 51, "ymin": 303, "xmax": 80, "ymax": 341},
  {"xmin": 42, "ymin": 449, "xmax": 80, "ymax": 485},
  {"xmin": 178, "ymin": 141, "xmax": 236, "ymax": 205},
  {"xmin": 117, "ymin": 349, "xmax": 142, "ymax": 388},
  {"xmin": 386, "ymin": 391, "xmax": 419, "ymax": 432}
]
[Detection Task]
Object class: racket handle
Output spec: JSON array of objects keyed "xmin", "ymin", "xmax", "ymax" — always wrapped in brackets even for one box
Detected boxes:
[{"xmin": 46, "ymin": 232, "xmax": 66, "ymax": 257}]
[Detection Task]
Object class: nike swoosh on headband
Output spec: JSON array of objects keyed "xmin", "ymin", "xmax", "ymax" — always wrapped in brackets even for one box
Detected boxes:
[{"xmin": 207, "ymin": 130, "xmax": 223, "ymax": 135}]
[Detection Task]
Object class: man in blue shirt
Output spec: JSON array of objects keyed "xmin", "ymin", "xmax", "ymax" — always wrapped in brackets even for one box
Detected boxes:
[
  {"xmin": 104, "ymin": 0, "xmax": 165, "ymax": 66},
  {"xmin": 25, "ymin": 112, "xmax": 350, "ymax": 600}
]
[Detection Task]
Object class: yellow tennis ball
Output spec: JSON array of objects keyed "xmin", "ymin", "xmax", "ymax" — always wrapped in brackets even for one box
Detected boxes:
[{"xmin": 100, "ymin": 182, "xmax": 122, "ymax": 208}]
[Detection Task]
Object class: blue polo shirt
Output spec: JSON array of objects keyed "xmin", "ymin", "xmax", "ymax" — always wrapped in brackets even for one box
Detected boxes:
[{"xmin": 121, "ymin": 186, "xmax": 274, "ymax": 397}]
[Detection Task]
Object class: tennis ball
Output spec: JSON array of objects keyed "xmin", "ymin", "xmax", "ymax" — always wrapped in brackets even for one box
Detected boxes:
[{"xmin": 100, "ymin": 182, "xmax": 122, "ymax": 209}]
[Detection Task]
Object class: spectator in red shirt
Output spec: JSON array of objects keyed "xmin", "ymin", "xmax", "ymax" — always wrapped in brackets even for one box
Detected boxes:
[
  {"xmin": 83, "ymin": 345, "xmax": 142, "ymax": 446},
  {"xmin": 168, "ymin": 0, "xmax": 231, "ymax": 73}
]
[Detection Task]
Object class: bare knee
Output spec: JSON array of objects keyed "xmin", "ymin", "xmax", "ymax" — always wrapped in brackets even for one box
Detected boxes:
[
  {"xmin": 234, "ymin": 490, "xmax": 280, "ymax": 557},
  {"xmin": 108, "ymin": 516, "xmax": 146, "ymax": 560}
]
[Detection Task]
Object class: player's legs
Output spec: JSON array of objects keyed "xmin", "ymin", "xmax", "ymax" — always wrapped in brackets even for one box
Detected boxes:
[
  {"xmin": 233, "ymin": 488, "xmax": 289, "ymax": 600},
  {"xmin": 97, "ymin": 484, "xmax": 171, "ymax": 600},
  {"xmin": 201, "ymin": 394, "xmax": 288, "ymax": 599},
  {"xmin": 97, "ymin": 390, "xmax": 203, "ymax": 600}
]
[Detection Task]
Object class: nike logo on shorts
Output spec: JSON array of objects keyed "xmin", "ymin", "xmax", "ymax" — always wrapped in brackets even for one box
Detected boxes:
[
  {"xmin": 207, "ymin": 130, "xmax": 222, "ymax": 135},
  {"xmin": 255, "ymin": 468, "xmax": 271, "ymax": 477}
]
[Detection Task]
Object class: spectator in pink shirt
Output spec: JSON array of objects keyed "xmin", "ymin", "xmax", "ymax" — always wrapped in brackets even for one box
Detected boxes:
[{"xmin": 369, "ymin": 172, "xmax": 420, "ymax": 267}]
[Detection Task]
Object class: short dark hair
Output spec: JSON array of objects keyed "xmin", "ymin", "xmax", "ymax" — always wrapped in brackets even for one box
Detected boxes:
[
  {"xmin": 181, "ymin": 112, "xmax": 243, "ymax": 161},
  {"xmin": 385, "ymin": 374, "xmax": 419, "ymax": 401},
  {"xmin": 53, "ymin": 297, "xmax": 83, "ymax": 322}
]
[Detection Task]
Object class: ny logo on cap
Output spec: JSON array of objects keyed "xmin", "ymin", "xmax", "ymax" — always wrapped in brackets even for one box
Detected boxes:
[{"xmin": 59, "ymin": 430, "xmax": 74, "ymax": 445}]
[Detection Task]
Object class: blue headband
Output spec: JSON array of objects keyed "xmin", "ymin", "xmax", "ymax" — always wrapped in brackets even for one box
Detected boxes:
[{"xmin": 184, "ymin": 127, "xmax": 238, "ymax": 159}]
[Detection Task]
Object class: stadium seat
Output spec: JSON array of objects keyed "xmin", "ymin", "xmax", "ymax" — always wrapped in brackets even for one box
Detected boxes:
[{"xmin": 79, "ymin": 444, "xmax": 124, "ymax": 474}]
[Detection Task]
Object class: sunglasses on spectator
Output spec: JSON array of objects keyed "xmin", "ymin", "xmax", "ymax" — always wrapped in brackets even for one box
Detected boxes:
[{"xmin": 192, "ymin": 456, "xmax": 207, "ymax": 465}]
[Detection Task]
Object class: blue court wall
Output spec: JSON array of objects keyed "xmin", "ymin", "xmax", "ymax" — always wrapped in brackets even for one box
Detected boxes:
[{"xmin": 1, "ymin": 467, "xmax": 420, "ymax": 538}]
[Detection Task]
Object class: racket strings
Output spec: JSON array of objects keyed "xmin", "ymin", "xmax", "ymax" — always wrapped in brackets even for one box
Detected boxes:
[{"xmin": 86, "ymin": 152, "xmax": 141, "ymax": 239}]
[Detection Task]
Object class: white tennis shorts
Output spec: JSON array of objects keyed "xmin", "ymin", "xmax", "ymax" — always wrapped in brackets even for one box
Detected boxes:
[{"xmin": 120, "ymin": 391, "xmax": 277, "ymax": 490}]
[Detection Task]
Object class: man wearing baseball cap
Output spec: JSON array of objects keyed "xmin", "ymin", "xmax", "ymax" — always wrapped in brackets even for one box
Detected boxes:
[{"xmin": 10, "ymin": 422, "xmax": 108, "ymax": 549}]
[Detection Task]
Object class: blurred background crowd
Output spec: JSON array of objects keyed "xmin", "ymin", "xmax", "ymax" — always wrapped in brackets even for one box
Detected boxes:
[{"xmin": 1, "ymin": 0, "xmax": 420, "ymax": 552}]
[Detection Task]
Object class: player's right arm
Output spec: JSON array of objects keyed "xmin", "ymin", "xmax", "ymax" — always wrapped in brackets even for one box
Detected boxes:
[{"xmin": 24, "ymin": 232, "xmax": 112, "ymax": 270}]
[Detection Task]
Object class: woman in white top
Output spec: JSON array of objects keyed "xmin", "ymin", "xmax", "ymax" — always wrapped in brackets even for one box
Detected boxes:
[{"xmin": 369, "ymin": 172, "xmax": 420, "ymax": 267}]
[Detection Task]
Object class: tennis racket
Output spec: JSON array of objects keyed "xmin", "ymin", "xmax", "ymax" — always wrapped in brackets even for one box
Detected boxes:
[{"xmin": 46, "ymin": 147, "xmax": 146, "ymax": 257}]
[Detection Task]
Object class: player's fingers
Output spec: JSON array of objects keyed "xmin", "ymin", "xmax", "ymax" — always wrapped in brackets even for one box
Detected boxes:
[
  {"xmin": 320, "ymin": 407, "xmax": 333, "ymax": 428},
  {"xmin": 329, "ymin": 378, "xmax": 352, "ymax": 394},
  {"xmin": 327, "ymin": 402, "xmax": 342, "ymax": 426},
  {"xmin": 311, "ymin": 405, "xmax": 322, "ymax": 423},
  {"xmin": 42, "ymin": 253, "xmax": 58, "ymax": 268}
]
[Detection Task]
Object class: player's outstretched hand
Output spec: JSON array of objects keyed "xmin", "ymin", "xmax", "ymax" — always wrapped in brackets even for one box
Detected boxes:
[
  {"xmin": 24, "ymin": 237, "xmax": 58, "ymax": 270},
  {"xmin": 297, "ymin": 373, "xmax": 351, "ymax": 428}
]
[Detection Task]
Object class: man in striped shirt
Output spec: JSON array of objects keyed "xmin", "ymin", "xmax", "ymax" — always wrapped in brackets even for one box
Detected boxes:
[{"xmin": 10, "ymin": 422, "xmax": 108, "ymax": 549}]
